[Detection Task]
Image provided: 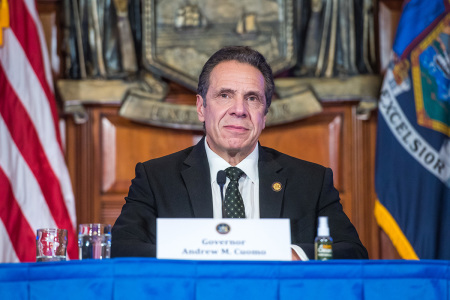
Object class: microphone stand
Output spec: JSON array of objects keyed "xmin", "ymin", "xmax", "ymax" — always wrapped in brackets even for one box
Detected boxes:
[
  {"xmin": 220, "ymin": 184, "xmax": 225, "ymax": 218},
  {"xmin": 216, "ymin": 171, "xmax": 226, "ymax": 218}
]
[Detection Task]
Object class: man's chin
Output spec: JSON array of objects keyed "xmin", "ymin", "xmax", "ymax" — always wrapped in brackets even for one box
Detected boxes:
[
  {"xmin": 225, "ymin": 139, "xmax": 256, "ymax": 155},
  {"xmin": 225, "ymin": 138, "xmax": 246, "ymax": 149}
]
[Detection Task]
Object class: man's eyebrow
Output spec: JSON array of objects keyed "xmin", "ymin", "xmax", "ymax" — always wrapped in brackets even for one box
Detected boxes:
[{"xmin": 215, "ymin": 88, "xmax": 236, "ymax": 95}]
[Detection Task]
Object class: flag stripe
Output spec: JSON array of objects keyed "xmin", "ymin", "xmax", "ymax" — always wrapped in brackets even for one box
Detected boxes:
[
  {"xmin": 0, "ymin": 168, "xmax": 36, "ymax": 262},
  {"xmin": 0, "ymin": 220, "xmax": 20, "ymax": 263},
  {"xmin": 0, "ymin": 115, "xmax": 57, "ymax": 237},
  {"xmin": 0, "ymin": 27, "xmax": 76, "ymax": 228},
  {"xmin": 22, "ymin": 0, "xmax": 55, "ymax": 91},
  {"xmin": 8, "ymin": 0, "xmax": 61, "ymax": 148},
  {"xmin": 0, "ymin": 41, "xmax": 67, "ymax": 220},
  {"xmin": 12, "ymin": 0, "xmax": 55, "ymax": 96},
  {"xmin": 0, "ymin": 67, "xmax": 77, "ymax": 259}
]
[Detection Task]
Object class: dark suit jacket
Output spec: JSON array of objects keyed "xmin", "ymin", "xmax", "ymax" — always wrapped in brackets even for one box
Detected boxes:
[{"xmin": 111, "ymin": 137, "xmax": 368, "ymax": 259}]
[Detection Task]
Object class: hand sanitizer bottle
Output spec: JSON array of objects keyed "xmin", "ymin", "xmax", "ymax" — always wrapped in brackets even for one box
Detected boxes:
[{"xmin": 314, "ymin": 216, "xmax": 333, "ymax": 260}]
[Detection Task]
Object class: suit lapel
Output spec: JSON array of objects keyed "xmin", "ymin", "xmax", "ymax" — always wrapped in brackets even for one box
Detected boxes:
[
  {"xmin": 181, "ymin": 137, "xmax": 213, "ymax": 218},
  {"xmin": 258, "ymin": 145, "xmax": 286, "ymax": 218}
]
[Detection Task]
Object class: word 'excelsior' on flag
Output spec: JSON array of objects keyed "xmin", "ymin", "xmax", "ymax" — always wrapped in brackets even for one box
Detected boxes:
[
  {"xmin": 375, "ymin": 0, "xmax": 450, "ymax": 260},
  {"xmin": 0, "ymin": 0, "xmax": 77, "ymax": 262}
]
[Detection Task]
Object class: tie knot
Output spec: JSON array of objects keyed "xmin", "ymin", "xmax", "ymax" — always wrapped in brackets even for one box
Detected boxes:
[{"xmin": 225, "ymin": 167, "xmax": 244, "ymax": 182}]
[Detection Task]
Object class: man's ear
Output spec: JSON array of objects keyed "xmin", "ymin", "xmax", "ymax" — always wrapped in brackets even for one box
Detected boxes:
[{"xmin": 196, "ymin": 94, "xmax": 205, "ymax": 122}]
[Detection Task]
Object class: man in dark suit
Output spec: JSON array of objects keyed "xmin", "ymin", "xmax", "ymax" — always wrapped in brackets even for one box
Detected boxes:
[{"xmin": 112, "ymin": 46, "xmax": 368, "ymax": 260}]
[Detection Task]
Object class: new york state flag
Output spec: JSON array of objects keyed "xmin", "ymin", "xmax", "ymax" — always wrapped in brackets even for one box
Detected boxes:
[{"xmin": 375, "ymin": 0, "xmax": 450, "ymax": 259}]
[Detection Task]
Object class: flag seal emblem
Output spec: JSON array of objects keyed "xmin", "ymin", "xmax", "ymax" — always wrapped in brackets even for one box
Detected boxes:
[{"xmin": 411, "ymin": 14, "xmax": 450, "ymax": 137}]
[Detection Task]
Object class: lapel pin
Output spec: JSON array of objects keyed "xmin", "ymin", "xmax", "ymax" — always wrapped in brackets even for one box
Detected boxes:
[{"xmin": 272, "ymin": 182, "xmax": 282, "ymax": 192}]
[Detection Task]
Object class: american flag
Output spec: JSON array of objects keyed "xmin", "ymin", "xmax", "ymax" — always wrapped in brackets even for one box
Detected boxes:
[{"xmin": 0, "ymin": 0, "xmax": 77, "ymax": 261}]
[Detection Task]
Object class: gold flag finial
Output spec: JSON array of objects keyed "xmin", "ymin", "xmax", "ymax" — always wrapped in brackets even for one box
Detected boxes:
[{"xmin": 0, "ymin": 0, "xmax": 10, "ymax": 47}]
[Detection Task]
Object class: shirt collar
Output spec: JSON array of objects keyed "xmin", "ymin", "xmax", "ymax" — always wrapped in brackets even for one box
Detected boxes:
[{"xmin": 204, "ymin": 138, "xmax": 259, "ymax": 184}]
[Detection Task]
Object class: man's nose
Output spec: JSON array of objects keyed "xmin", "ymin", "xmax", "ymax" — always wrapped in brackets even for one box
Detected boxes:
[{"xmin": 229, "ymin": 97, "xmax": 248, "ymax": 117}]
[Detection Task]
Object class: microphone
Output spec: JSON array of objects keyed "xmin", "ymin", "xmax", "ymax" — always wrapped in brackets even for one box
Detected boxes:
[{"xmin": 216, "ymin": 170, "xmax": 226, "ymax": 218}]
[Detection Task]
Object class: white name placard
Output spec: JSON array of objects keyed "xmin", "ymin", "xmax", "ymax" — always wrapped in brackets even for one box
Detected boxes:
[{"xmin": 157, "ymin": 218, "xmax": 291, "ymax": 261}]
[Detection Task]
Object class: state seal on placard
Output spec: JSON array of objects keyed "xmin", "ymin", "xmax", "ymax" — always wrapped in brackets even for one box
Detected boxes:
[{"xmin": 216, "ymin": 223, "xmax": 230, "ymax": 234}]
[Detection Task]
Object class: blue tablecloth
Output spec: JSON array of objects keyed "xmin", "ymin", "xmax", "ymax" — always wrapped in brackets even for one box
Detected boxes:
[{"xmin": 0, "ymin": 258, "xmax": 449, "ymax": 299}]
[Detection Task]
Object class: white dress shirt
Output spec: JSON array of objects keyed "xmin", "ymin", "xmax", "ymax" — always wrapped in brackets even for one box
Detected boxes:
[
  {"xmin": 203, "ymin": 139, "xmax": 309, "ymax": 260},
  {"xmin": 205, "ymin": 139, "xmax": 260, "ymax": 219}
]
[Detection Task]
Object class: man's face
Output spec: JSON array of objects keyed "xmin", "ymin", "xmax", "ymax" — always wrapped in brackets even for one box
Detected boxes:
[{"xmin": 196, "ymin": 60, "xmax": 267, "ymax": 161}]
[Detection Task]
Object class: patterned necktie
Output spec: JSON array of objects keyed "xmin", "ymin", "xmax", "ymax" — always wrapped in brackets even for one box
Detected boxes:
[{"xmin": 224, "ymin": 167, "xmax": 246, "ymax": 218}]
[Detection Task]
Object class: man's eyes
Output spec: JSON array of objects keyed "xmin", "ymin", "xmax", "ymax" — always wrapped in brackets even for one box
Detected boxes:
[{"xmin": 218, "ymin": 93, "xmax": 261, "ymax": 103}]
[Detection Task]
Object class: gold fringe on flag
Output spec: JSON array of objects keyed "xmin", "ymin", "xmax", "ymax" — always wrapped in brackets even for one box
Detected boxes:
[{"xmin": 374, "ymin": 199, "xmax": 419, "ymax": 260}]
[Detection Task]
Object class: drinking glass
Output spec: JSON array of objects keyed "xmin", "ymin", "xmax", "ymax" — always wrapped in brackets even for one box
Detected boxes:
[
  {"xmin": 36, "ymin": 228, "xmax": 68, "ymax": 262},
  {"xmin": 78, "ymin": 224, "xmax": 111, "ymax": 259}
]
